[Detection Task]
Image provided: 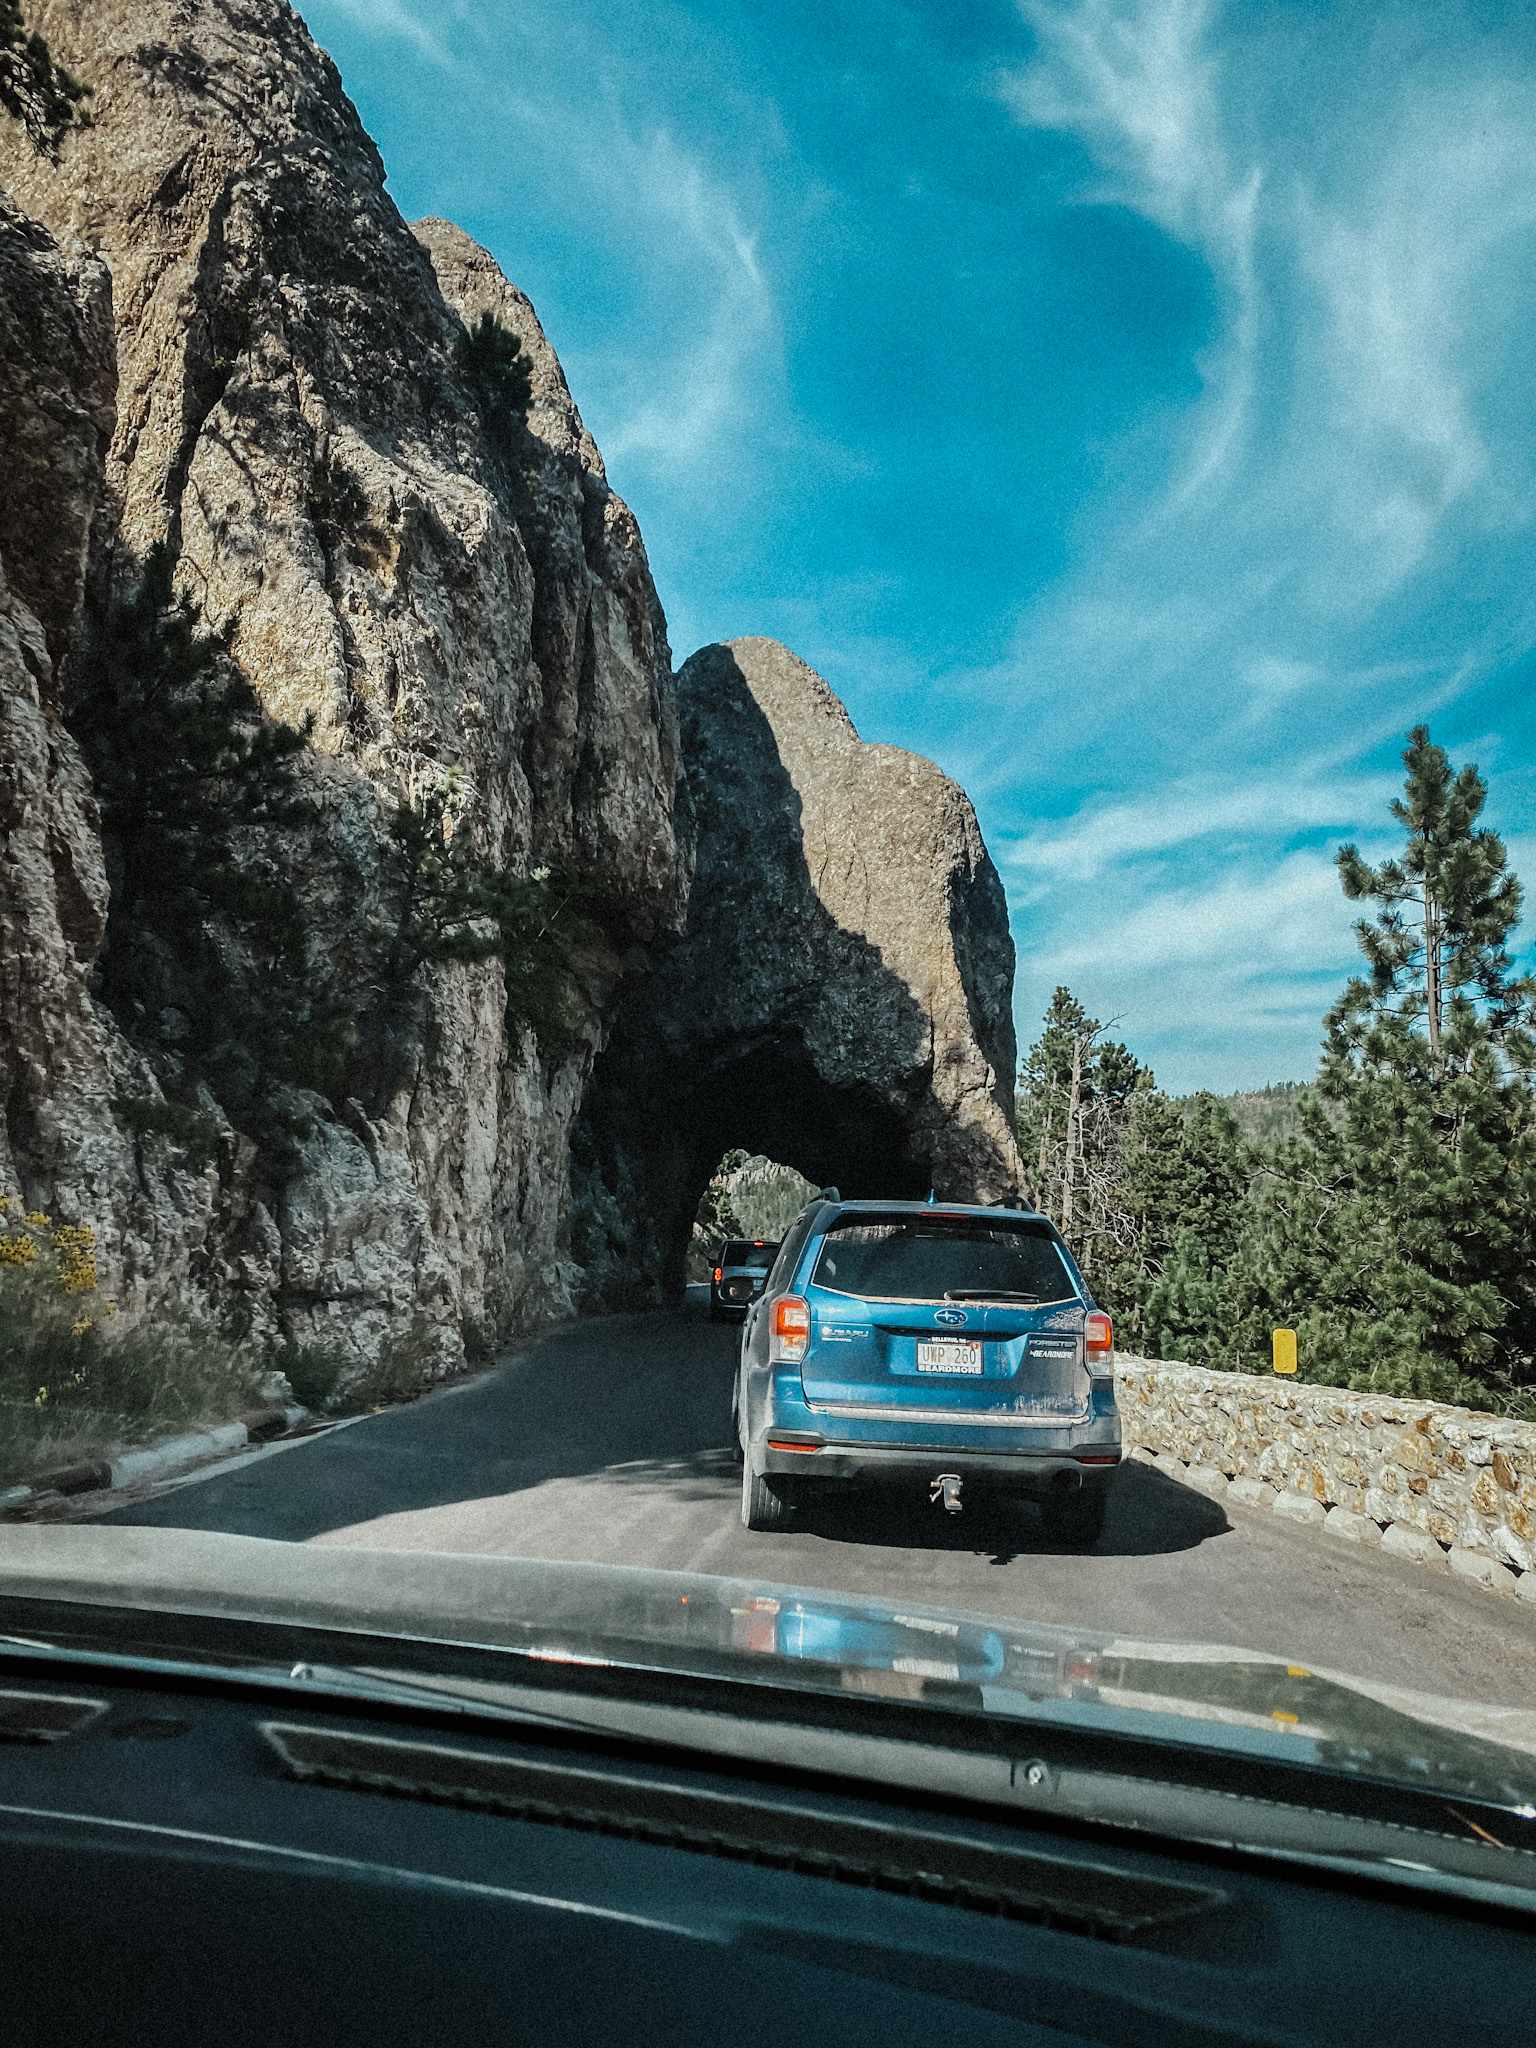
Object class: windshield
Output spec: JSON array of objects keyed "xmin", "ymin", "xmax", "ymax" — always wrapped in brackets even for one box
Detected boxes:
[
  {"xmin": 811, "ymin": 1219, "xmax": 1076, "ymax": 1304},
  {"xmin": 6, "ymin": 0, "xmax": 1536, "ymax": 1919}
]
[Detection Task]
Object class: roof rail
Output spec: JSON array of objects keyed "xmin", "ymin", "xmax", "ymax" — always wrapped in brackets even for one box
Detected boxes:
[{"xmin": 817, "ymin": 1186, "xmax": 841, "ymax": 1204}]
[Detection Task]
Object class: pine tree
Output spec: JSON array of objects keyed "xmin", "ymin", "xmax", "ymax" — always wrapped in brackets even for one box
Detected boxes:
[
  {"xmin": 1133, "ymin": 1096, "xmax": 1263, "ymax": 1369},
  {"xmin": 695, "ymin": 1153, "xmax": 746, "ymax": 1252},
  {"xmin": 1263, "ymin": 726, "xmax": 1536, "ymax": 1402},
  {"xmin": 0, "ymin": 0, "xmax": 90, "ymax": 152},
  {"xmin": 1015, "ymin": 996, "xmax": 1274, "ymax": 1364},
  {"xmin": 1017, "ymin": 986, "xmax": 1096, "ymax": 1228},
  {"xmin": 1016, "ymin": 987, "xmax": 1153, "ymax": 1279},
  {"xmin": 80, "ymin": 546, "xmax": 308, "ymax": 948},
  {"xmin": 457, "ymin": 311, "xmax": 533, "ymax": 436},
  {"xmin": 75, "ymin": 546, "xmax": 351, "ymax": 1174},
  {"xmin": 374, "ymin": 772, "xmax": 594, "ymax": 1059}
]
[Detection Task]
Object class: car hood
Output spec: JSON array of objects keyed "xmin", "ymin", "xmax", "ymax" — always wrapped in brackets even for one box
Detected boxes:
[{"xmin": 4, "ymin": 1525, "xmax": 1536, "ymax": 1817}]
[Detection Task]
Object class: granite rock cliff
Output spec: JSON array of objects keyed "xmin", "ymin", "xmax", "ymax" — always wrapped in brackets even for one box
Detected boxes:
[
  {"xmin": 1, "ymin": 1, "xmax": 1022, "ymax": 1367},
  {"xmin": 0, "ymin": 0, "xmax": 682, "ymax": 1369},
  {"xmin": 0, "ymin": 186, "xmax": 123, "ymax": 1226}
]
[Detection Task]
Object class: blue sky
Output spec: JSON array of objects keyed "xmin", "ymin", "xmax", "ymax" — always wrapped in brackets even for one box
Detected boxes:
[{"xmin": 301, "ymin": 0, "xmax": 1536, "ymax": 1093}]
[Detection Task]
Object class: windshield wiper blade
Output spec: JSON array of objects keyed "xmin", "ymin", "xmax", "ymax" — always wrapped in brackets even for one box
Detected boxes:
[
  {"xmin": 0, "ymin": 1635, "xmax": 607, "ymax": 1738},
  {"xmin": 943, "ymin": 1290, "xmax": 1042, "ymax": 1303}
]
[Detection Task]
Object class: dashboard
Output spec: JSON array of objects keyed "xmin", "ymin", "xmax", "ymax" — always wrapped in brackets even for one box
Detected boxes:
[{"xmin": 3, "ymin": 1612, "xmax": 1531, "ymax": 2048}]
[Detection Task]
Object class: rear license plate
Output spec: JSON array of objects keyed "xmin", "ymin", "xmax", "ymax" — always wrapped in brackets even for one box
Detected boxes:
[{"xmin": 916, "ymin": 1339, "xmax": 983, "ymax": 1374}]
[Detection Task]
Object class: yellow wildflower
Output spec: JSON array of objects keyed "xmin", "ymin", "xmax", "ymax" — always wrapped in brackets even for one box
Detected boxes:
[
  {"xmin": 51, "ymin": 1223, "xmax": 97, "ymax": 1295},
  {"xmin": 25, "ymin": 1211, "xmax": 51, "ymax": 1229},
  {"xmin": 0, "ymin": 1193, "xmax": 12, "ymax": 1211},
  {"xmin": 71, "ymin": 1315, "xmax": 92, "ymax": 1336},
  {"xmin": 0, "ymin": 1234, "xmax": 38, "ymax": 1267}
]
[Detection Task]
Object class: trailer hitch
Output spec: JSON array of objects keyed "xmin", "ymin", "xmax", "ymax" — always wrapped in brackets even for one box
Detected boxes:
[{"xmin": 930, "ymin": 1473, "xmax": 964, "ymax": 1514}]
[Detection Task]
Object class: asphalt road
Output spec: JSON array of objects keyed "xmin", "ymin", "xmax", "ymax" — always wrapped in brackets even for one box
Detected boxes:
[{"xmin": 107, "ymin": 1288, "xmax": 1536, "ymax": 1708}]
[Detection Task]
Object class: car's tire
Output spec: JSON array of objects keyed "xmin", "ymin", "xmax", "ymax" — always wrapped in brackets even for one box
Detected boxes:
[
  {"xmin": 1040, "ymin": 1484, "xmax": 1109, "ymax": 1548},
  {"xmin": 742, "ymin": 1454, "xmax": 797, "ymax": 1531},
  {"xmin": 730, "ymin": 1384, "xmax": 744, "ymax": 1466}
]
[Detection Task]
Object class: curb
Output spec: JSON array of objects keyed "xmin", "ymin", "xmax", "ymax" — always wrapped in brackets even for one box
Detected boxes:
[
  {"xmin": 0, "ymin": 1404, "xmax": 308, "ymax": 1517},
  {"xmin": 1130, "ymin": 1445, "xmax": 1536, "ymax": 1606}
]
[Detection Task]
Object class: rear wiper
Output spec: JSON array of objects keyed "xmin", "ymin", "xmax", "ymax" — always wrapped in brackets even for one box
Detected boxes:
[{"xmin": 943, "ymin": 1290, "xmax": 1042, "ymax": 1303}]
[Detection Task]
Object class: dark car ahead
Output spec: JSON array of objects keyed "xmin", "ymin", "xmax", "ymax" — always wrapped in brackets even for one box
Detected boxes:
[
  {"xmin": 709, "ymin": 1238, "xmax": 780, "ymax": 1320},
  {"xmin": 732, "ymin": 1193, "xmax": 1119, "ymax": 1539}
]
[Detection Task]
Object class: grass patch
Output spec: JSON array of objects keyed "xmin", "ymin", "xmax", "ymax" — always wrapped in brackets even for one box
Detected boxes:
[
  {"xmin": 0, "ymin": 1202, "xmax": 461, "ymax": 1491},
  {"xmin": 0, "ymin": 1201, "xmax": 267, "ymax": 1489},
  {"xmin": 0, "ymin": 1300, "xmax": 269, "ymax": 1488},
  {"xmin": 273, "ymin": 1342, "xmax": 347, "ymax": 1412}
]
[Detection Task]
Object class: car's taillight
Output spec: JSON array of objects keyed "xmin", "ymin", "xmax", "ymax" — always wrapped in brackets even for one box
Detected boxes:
[
  {"xmin": 770, "ymin": 1294, "xmax": 810, "ymax": 1364},
  {"xmin": 713, "ymin": 1266, "xmax": 723, "ymax": 1284},
  {"xmin": 1064, "ymin": 1649, "xmax": 1100, "ymax": 1689},
  {"xmin": 1085, "ymin": 1310, "xmax": 1114, "ymax": 1376}
]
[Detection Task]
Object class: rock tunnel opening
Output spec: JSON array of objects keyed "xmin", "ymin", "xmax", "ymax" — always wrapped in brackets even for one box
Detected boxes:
[
  {"xmin": 686, "ymin": 1152, "xmax": 815, "ymax": 1282},
  {"xmin": 566, "ymin": 636, "xmax": 1023, "ymax": 1314},
  {"xmin": 570, "ymin": 1029, "xmax": 936, "ymax": 1309}
]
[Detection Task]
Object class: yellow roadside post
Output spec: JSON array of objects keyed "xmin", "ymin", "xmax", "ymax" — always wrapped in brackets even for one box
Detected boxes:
[{"xmin": 1272, "ymin": 1328, "xmax": 1298, "ymax": 1376}]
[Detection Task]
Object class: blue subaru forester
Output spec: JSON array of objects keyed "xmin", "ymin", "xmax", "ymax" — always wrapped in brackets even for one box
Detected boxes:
[{"xmin": 732, "ymin": 1191, "xmax": 1121, "ymax": 1542}]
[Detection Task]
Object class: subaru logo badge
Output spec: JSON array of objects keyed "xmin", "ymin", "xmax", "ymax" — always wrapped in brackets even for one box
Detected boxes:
[{"xmin": 935, "ymin": 1308, "xmax": 967, "ymax": 1327}]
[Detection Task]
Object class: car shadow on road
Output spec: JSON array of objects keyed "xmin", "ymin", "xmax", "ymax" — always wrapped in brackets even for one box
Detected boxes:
[
  {"xmin": 584, "ymin": 1445, "xmax": 1232, "ymax": 1564},
  {"xmin": 780, "ymin": 1459, "xmax": 1231, "ymax": 1563}
]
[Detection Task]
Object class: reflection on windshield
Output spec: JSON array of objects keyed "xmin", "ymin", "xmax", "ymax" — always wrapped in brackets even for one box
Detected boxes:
[{"xmin": 732, "ymin": 1594, "xmax": 1008, "ymax": 1688}]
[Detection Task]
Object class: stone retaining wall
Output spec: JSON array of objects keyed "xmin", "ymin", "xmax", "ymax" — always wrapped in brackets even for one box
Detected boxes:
[{"xmin": 1115, "ymin": 1356, "xmax": 1536, "ymax": 1604}]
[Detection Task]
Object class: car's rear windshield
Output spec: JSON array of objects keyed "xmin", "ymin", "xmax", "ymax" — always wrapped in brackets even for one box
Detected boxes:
[
  {"xmin": 723, "ymin": 1241, "xmax": 777, "ymax": 1269},
  {"xmin": 810, "ymin": 1217, "xmax": 1076, "ymax": 1304}
]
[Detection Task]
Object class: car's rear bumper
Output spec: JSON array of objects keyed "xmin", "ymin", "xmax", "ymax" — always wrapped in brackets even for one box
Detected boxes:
[
  {"xmin": 752, "ymin": 1370, "xmax": 1120, "ymax": 1491},
  {"xmin": 757, "ymin": 1437, "xmax": 1120, "ymax": 1493}
]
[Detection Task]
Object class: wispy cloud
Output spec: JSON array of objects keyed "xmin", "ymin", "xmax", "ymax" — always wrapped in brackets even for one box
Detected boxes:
[
  {"xmin": 1018, "ymin": 851, "xmax": 1363, "ymax": 1090},
  {"xmin": 311, "ymin": 0, "xmax": 460, "ymax": 70},
  {"xmin": 1293, "ymin": 79, "xmax": 1536, "ymax": 606},
  {"xmin": 1003, "ymin": 2, "xmax": 1536, "ymax": 606},
  {"xmin": 999, "ymin": 768, "xmax": 1396, "ymax": 882},
  {"xmin": 1040, "ymin": 850, "xmax": 1346, "ymax": 977},
  {"xmin": 572, "ymin": 126, "xmax": 775, "ymax": 471},
  {"xmin": 1003, "ymin": 0, "xmax": 1261, "ymax": 504}
]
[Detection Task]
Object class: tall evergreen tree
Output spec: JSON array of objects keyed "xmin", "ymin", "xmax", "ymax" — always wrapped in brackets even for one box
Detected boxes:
[
  {"xmin": 695, "ymin": 1152, "xmax": 746, "ymax": 1252},
  {"xmin": 1131, "ymin": 1095, "xmax": 1263, "ymax": 1368},
  {"xmin": 457, "ymin": 311, "xmax": 533, "ymax": 436},
  {"xmin": 0, "ymin": 0, "xmax": 89, "ymax": 151},
  {"xmin": 1016, "ymin": 987, "xmax": 1153, "ymax": 1280},
  {"xmin": 75, "ymin": 545, "xmax": 350, "ymax": 1173},
  {"xmin": 372, "ymin": 771, "xmax": 595, "ymax": 1063},
  {"xmin": 1257, "ymin": 727, "xmax": 1536, "ymax": 1401}
]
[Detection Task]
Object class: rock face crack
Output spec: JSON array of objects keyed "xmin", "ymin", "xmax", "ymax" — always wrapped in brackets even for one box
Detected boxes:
[{"xmin": 571, "ymin": 638, "xmax": 1023, "ymax": 1306}]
